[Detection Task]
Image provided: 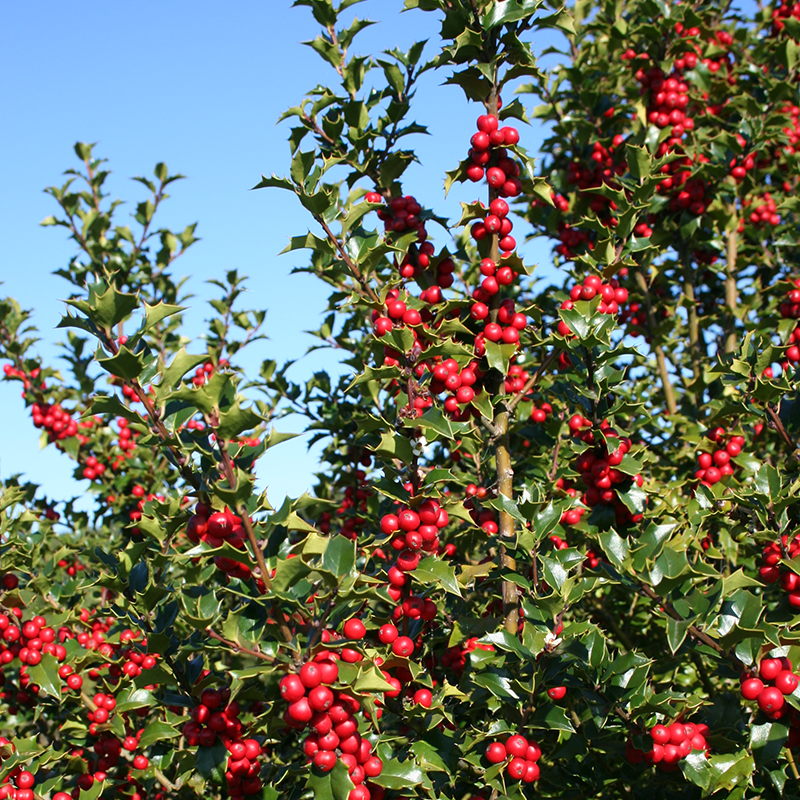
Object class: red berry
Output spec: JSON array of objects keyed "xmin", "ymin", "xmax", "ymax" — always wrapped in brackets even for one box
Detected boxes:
[
  {"xmin": 343, "ymin": 618, "xmax": 366, "ymax": 639},
  {"xmin": 760, "ymin": 658, "xmax": 782, "ymax": 681},
  {"xmin": 758, "ymin": 686, "xmax": 785, "ymax": 713},
  {"xmin": 413, "ymin": 689, "xmax": 432, "ymax": 707},
  {"xmin": 485, "ymin": 742, "xmax": 507, "ymax": 764},
  {"xmin": 775, "ymin": 670, "xmax": 799, "ymax": 695},
  {"xmin": 741, "ymin": 677, "xmax": 764, "ymax": 700},
  {"xmin": 505, "ymin": 734, "xmax": 528, "ymax": 757},
  {"xmin": 392, "ymin": 636, "xmax": 414, "ymax": 657}
]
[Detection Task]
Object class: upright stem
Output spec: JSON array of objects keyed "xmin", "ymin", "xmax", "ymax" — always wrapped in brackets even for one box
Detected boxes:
[
  {"xmin": 681, "ymin": 257, "xmax": 704, "ymax": 408},
  {"xmin": 486, "ymin": 89, "xmax": 519, "ymax": 636},
  {"xmin": 634, "ymin": 270, "xmax": 677, "ymax": 416},
  {"xmin": 725, "ymin": 221, "xmax": 739, "ymax": 355}
]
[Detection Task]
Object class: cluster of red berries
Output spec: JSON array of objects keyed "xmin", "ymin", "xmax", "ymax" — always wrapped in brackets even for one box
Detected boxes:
[
  {"xmin": 0, "ymin": 747, "xmax": 37, "ymax": 800},
  {"xmin": 183, "ymin": 688, "xmax": 263, "ymax": 797},
  {"xmin": 472, "ymin": 293, "xmax": 528, "ymax": 350},
  {"xmin": 373, "ymin": 288, "xmax": 422, "ymax": 334},
  {"xmin": 530, "ymin": 401, "xmax": 552, "ymax": 424},
  {"xmin": 470, "ymin": 196, "xmax": 517, "ymax": 253},
  {"xmin": 380, "ymin": 500, "xmax": 450, "ymax": 583},
  {"xmin": 0, "ymin": 612, "xmax": 62, "ymax": 669},
  {"xmin": 740, "ymin": 657, "xmax": 800, "ymax": 719},
  {"xmin": 57, "ymin": 557, "xmax": 84, "ymax": 576},
  {"xmin": 636, "ymin": 67, "xmax": 693, "ymax": 137},
  {"xmin": 568, "ymin": 416, "xmax": 644, "ymax": 525},
  {"xmin": 626, "ymin": 720, "xmax": 710, "ymax": 770},
  {"xmin": 742, "ymin": 193, "xmax": 781, "ymax": 227},
  {"xmin": 772, "ymin": 1, "xmax": 800, "ymax": 32},
  {"xmin": 558, "ymin": 275, "xmax": 629, "ymax": 333},
  {"xmin": 30, "ymin": 399, "xmax": 79, "ymax": 442},
  {"xmin": 693, "ymin": 426, "xmax": 744, "ymax": 486},
  {"xmin": 80, "ymin": 454, "xmax": 108, "ymax": 481},
  {"xmin": 778, "ymin": 103, "xmax": 800, "ymax": 159},
  {"xmin": 281, "ymin": 652, "xmax": 383, "ymax": 800},
  {"xmin": 484, "ymin": 733, "xmax": 542, "ymax": 783},
  {"xmin": 186, "ymin": 504, "xmax": 263, "ymax": 586},
  {"xmin": 114, "ymin": 416, "xmax": 140, "ymax": 456},
  {"xmin": 370, "ymin": 192, "xmax": 427, "ymax": 240},
  {"xmin": 2, "ymin": 363, "xmax": 41, "ymax": 392},
  {"xmin": 465, "ymin": 112, "xmax": 522, "ymax": 196},
  {"xmin": 758, "ymin": 535, "xmax": 800, "ymax": 604},
  {"xmin": 427, "ymin": 357, "xmax": 481, "ymax": 419},
  {"xmin": 440, "ymin": 636, "xmax": 495, "ymax": 672},
  {"xmin": 191, "ymin": 359, "xmax": 222, "ymax": 387},
  {"xmin": 729, "ymin": 134, "xmax": 757, "ymax": 184}
]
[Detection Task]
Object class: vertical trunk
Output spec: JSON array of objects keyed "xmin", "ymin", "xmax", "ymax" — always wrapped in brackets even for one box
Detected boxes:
[
  {"xmin": 634, "ymin": 270, "xmax": 678, "ymax": 416},
  {"xmin": 487, "ymin": 89, "xmax": 519, "ymax": 636},
  {"xmin": 725, "ymin": 223, "xmax": 739, "ymax": 355}
]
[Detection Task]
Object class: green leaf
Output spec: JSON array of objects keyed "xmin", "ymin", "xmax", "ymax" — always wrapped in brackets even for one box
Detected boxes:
[
  {"xmin": 27, "ymin": 653, "xmax": 62, "ymax": 700},
  {"xmin": 140, "ymin": 302, "xmax": 184, "ymax": 334},
  {"xmin": 156, "ymin": 349, "xmax": 210, "ymax": 397},
  {"xmin": 626, "ymin": 144, "xmax": 651, "ymax": 181},
  {"xmin": 66, "ymin": 285, "xmax": 139, "ymax": 330},
  {"xmin": 666, "ymin": 617, "xmax": 691, "ymax": 654},
  {"xmin": 215, "ymin": 400, "xmax": 265, "ymax": 440},
  {"xmin": 485, "ymin": 341, "xmax": 517, "ymax": 376},
  {"xmin": 482, "ymin": 0, "xmax": 543, "ymax": 29},
  {"xmin": 321, "ymin": 535, "xmax": 356, "ymax": 578},
  {"xmin": 473, "ymin": 671, "xmax": 520, "ymax": 700},
  {"xmin": 413, "ymin": 557, "xmax": 462, "ymax": 597},
  {"xmin": 96, "ymin": 346, "xmax": 146, "ymax": 381},
  {"xmin": 138, "ymin": 721, "xmax": 180, "ymax": 749},
  {"xmin": 372, "ymin": 756, "xmax": 427, "ymax": 791},
  {"xmin": 195, "ymin": 741, "xmax": 228, "ymax": 783}
]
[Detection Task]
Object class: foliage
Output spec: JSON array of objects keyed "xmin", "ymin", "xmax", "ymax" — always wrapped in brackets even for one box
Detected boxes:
[{"xmin": 2, "ymin": 0, "xmax": 800, "ymax": 799}]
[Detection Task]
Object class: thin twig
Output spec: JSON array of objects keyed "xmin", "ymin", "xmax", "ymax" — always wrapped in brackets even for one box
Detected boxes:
[{"xmin": 206, "ymin": 627, "xmax": 276, "ymax": 663}]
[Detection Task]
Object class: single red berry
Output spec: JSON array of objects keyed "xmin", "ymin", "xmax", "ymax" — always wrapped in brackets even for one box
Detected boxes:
[
  {"xmin": 343, "ymin": 618, "xmax": 366, "ymax": 640},
  {"xmin": 741, "ymin": 677, "xmax": 765, "ymax": 700},
  {"xmin": 758, "ymin": 686, "xmax": 785, "ymax": 713},
  {"xmin": 485, "ymin": 742, "xmax": 507, "ymax": 764}
]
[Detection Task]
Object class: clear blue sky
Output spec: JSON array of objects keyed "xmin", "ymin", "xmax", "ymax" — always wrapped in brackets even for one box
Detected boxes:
[{"xmin": 0, "ymin": 1, "xmax": 558, "ymax": 510}]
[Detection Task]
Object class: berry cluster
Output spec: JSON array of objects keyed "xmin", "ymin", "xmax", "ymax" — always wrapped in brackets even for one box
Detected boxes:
[
  {"xmin": 465, "ymin": 113, "xmax": 522, "ymax": 197},
  {"xmin": 740, "ymin": 656, "xmax": 800, "ymax": 719},
  {"xmin": 183, "ymin": 688, "xmax": 264, "ymax": 797},
  {"xmin": 472, "ymin": 293, "xmax": 528, "ymax": 348},
  {"xmin": 371, "ymin": 193, "xmax": 427, "ymax": 239},
  {"xmin": 281, "ymin": 654, "xmax": 383, "ymax": 800},
  {"xmin": 380, "ymin": 499, "xmax": 450, "ymax": 584},
  {"xmin": 186, "ymin": 504, "xmax": 263, "ymax": 587},
  {"xmin": 693, "ymin": 427, "xmax": 745, "ymax": 486},
  {"xmin": 30, "ymin": 399, "xmax": 79, "ymax": 442},
  {"xmin": 626, "ymin": 720, "xmax": 710, "ymax": 770},
  {"xmin": 772, "ymin": 1, "xmax": 800, "ymax": 32},
  {"xmin": 428, "ymin": 357, "xmax": 481, "ymax": 417},
  {"xmin": 758, "ymin": 535, "xmax": 800, "ymax": 603},
  {"xmin": 558, "ymin": 275, "xmax": 629, "ymax": 332},
  {"xmin": 0, "ymin": 749, "xmax": 37, "ymax": 800},
  {"xmin": 568, "ymin": 416, "xmax": 644, "ymax": 525},
  {"xmin": 743, "ymin": 193, "xmax": 781, "ymax": 227},
  {"xmin": 484, "ymin": 733, "xmax": 542, "ymax": 783}
]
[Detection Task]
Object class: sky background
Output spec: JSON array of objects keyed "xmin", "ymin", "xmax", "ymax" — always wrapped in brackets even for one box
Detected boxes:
[{"xmin": 0, "ymin": 1, "xmax": 561, "ymax": 511}]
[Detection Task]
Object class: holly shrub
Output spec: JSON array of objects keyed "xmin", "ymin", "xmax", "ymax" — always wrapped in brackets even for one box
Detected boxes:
[{"xmin": 3, "ymin": 0, "xmax": 800, "ymax": 798}]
